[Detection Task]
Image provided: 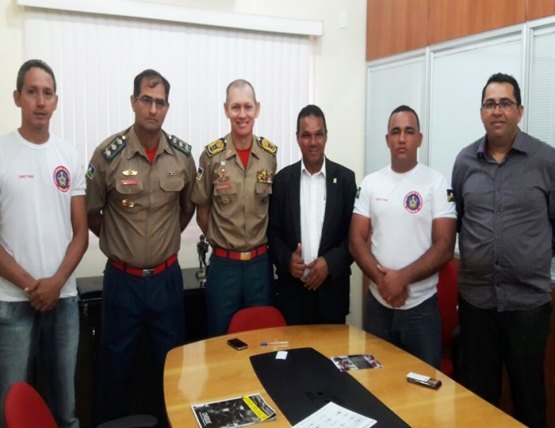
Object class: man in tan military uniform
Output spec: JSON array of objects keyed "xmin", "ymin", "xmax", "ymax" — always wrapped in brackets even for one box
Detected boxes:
[
  {"xmin": 86, "ymin": 69, "xmax": 195, "ymax": 426},
  {"xmin": 192, "ymin": 79, "xmax": 277, "ymax": 336}
]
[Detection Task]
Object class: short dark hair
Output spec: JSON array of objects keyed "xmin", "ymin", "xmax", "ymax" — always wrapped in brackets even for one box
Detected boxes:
[
  {"xmin": 16, "ymin": 59, "xmax": 56, "ymax": 93},
  {"xmin": 296, "ymin": 104, "xmax": 327, "ymax": 134},
  {"xmin": 225, "ymin": 79, "xmax": 257, "ymax": 104},
  {"xmin": 481, "ymin": 73, "xmax": 521, "ymax": 106},
  {"xmin": 388, "ymin": 105, "xmax": 420, "ymax": 131},
  {"xmin": 133, "ymin": 69, "xmax": 170, "ymax": 102}
]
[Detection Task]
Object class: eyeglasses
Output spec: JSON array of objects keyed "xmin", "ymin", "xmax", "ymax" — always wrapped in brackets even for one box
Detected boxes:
[
  {"xmin": 136, "ymin": 95, "xmax": 168, "ymax": 109},
  {"xmin": 481, "ymin": 99, "xmax": 518, "ymax": 111}
]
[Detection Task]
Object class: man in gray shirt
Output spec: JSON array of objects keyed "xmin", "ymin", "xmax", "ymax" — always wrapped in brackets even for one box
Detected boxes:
[{"xmin": 452, "ymin": 72, "xmax": 555, "ymax": 428}]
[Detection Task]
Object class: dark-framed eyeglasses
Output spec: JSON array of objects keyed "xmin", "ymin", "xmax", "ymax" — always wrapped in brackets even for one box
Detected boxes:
[
  {"xmin": 481, "ymin": 99, "xmax": 518, "ymax": 112},
  {"xmin": 136, "ymin": 95, "xmax": 168, "ymax": 109}
]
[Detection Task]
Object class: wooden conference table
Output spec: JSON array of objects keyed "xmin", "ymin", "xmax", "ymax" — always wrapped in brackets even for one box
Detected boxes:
[{"xmin": 164, "ymin": 324, "xmax": 523, "ymax": 427}]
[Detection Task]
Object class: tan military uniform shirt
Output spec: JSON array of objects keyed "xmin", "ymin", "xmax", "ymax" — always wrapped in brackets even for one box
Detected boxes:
[
  {"xmin": 86, "ymin": 127, "xmax": 196, "ymax": 267},
  {"xmin": 192, "ymin": 134, "xmax": 277, "ymax": 251}
]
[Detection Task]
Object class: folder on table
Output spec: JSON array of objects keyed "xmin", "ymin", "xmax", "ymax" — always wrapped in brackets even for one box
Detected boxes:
[{"xmin": 250, "ymin": 347, "xmax": 410, "ymax": 427}]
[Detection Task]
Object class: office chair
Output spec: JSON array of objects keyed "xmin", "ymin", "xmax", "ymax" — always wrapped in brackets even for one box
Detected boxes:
[
  {"xmin": 437, "ymin": 259, "xmax": 460, "ymax": 378},
  {"xmin": 4, "ymin": 382, "xmax": 56, "ymax": 428},
  {"xmin": 227, "ymin": 305, "xmax": 287, "ymax": 334},
  {"xmin": 4, "ymin": 382, "xmax": 157, "ymax": 428}
]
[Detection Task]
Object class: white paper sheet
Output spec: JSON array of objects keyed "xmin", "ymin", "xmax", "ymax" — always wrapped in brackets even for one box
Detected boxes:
[{"xmin": 292, "ymin": 402, "xmax": 377, "ymax": 428}]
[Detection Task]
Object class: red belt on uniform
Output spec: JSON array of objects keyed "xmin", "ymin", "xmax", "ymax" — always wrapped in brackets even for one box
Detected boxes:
[
  {"xmin": 109, "ymin": 254, "xmax": 178, "ymax": 278},
  {"xmin": 213, "ymin": 245, "xmax": 268, "ymax": 261}
]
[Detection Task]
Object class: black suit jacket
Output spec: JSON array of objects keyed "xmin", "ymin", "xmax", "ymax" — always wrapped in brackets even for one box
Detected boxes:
[{"xmin": 268, "ymin": 158, "xmax": 357, "ymax": 324}]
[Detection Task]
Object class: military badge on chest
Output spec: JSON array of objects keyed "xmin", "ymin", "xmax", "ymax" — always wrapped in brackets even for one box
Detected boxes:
[
  {"xmin": 257, "ymin": 169, "xmax": 273, "ymax": 184},
  {"xmin": 122, "ymin": 168, "xmax": 138, "ymax": 177},
  {"xmin": 216, "ymin": 160, "xmax": 232, "ymax": 191},
  {"xmin": 120, "ymin": 168, "xmax": 140, "ymax": 189},
  {"xmin": 119, "ymin": 168, "xmax": 141, "ymax": 207}
]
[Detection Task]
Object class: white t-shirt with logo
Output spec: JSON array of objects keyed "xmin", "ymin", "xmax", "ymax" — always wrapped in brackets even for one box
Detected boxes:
[
  {"xmin": 353, "ymin": 163, "xmax": 456, "ymax": 309},
  {"xmin": 0, "ymin": 131, "xmax": 85, "ymax": 301}
]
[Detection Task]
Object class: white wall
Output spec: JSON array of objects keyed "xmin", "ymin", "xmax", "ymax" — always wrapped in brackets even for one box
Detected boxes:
[
  {"xmin": 0, "ymin": 0, "xmax": 23, "ymax": 132},
  {"xmin": 0, "ymin": 0, "xmax": 367, "ymax": 326}
]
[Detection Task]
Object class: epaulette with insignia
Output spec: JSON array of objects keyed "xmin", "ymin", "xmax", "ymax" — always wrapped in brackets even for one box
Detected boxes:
[
  {"xmin": 102, "ymin": 134, "xmax": 127, "ymax": 162},
  {"xmin": 257, "ymin": 136, "xmax": 277, "ymax": 156},
  {"xmin": 167, "ymin": 134, "xmax": 192, "ymax": 156},
  {"xmin": 205, "ymin": 138, "xmax": 226, "ymax": 158}
]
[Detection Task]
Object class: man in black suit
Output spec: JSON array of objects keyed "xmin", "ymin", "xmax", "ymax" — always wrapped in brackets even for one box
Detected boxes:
[{"xmin": 268, "ymin": 105, "xmax": 357, "ymax": 324}]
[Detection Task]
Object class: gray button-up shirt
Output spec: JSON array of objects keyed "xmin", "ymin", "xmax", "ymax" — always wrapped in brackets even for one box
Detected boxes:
[{"xmin": 452, "ymin": 130, "xmax": 555, "ymax": 311}]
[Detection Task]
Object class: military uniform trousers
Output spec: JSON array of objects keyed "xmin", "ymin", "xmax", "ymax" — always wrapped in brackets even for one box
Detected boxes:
[
  {"xmin": 98, "ymin": 261, "xmax": 184, "ymax": 425},
  {"xmin": 205, "ymin": 252, "xmax": 273, "ymax": 336}
]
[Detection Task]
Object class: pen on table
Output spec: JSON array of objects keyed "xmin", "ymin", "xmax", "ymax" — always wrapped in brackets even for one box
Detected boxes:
[{"xmin": 260, "ymin": 341, "xmax": 289, "ymax": 346}]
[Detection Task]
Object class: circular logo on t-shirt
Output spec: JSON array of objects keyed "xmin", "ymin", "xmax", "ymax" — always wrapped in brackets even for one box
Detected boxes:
[
  {"xmin": 53, "ymin": 166, "xmax": 71, "ymax": 192},
  {"xmin": 404, "ymin": 191, "xmax": 422, "ymax": 214}
]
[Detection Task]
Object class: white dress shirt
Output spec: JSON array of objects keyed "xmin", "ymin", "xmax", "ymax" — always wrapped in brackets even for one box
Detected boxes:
[{"xmin": 300, "ymin": 158, "xmax": 327, "ymax": 267}]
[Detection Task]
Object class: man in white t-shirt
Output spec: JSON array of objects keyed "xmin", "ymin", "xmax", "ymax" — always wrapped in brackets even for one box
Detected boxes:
[
  {"xmin": 349, "ymin": 105, "xmax": 456, "ymax": 368},
  {"xmin": 0, "ymin": 60, "xmax": 88, "ymax": 428}
]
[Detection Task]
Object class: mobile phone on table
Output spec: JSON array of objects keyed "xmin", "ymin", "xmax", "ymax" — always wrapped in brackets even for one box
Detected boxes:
[
  {"xmin": 406, "ymin": 372, "xmax": 442, "ymax": 389},
  {"xmin": 227, "ymin": 338, "xmax": 248, "ymax": 351}
]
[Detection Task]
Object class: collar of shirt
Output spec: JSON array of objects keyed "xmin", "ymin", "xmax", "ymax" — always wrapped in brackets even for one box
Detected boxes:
[
  {"xmin": 125, "ymin": 127, "xmax": 172, "ymax": 160},
  {"xmin": 476, "ymin": 128, "xmax": 528, "ymax": 159},
  {"xmin": 221, "ymin": 134, "xmax": 263, "ymax": 161},
  {"xmin": 301, "ymin": 157, "xmax": 327, "ymax": 178}
]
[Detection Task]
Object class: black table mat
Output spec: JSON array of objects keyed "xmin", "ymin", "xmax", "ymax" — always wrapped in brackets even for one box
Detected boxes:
[{"xmin": 250, "ymin": 347, "xmax": 410, "ymax": 427}]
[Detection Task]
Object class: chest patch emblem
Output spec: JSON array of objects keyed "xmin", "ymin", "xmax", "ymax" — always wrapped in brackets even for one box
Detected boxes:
[
  {"xmin": 217, "ymin": 162, "xmax": 230, "ymax": 182},
  {"xmin": 256, "ymin": 169, "xmax": 273, "ymax": 184},
  {"xmin": 404, "ymin": 191, "xmax": 422, "ymax": 214},
  {"xmin": 53, "ymin": 166, "xmax": 71, "ymax": 193}
]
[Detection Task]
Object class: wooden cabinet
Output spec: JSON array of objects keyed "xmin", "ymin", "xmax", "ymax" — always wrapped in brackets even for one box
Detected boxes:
[
  {"xmin": 366, "ymin": 0, "xmax": 554, "ymax": 60},
  {"xmin": 528, "ymin": 0, "xmax": 555, "ymax": 20},
  {"xmin": 366, "ymin": 0, "xmax": 428, "ymax": 60},
  {"xmin": 428, "ymin": 0, "xmax": 525, "ymax": 45}
]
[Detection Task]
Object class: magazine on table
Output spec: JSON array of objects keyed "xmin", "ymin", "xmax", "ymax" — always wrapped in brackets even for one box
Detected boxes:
[
  {"xmin": 331, "ymin": 354, "xmax": 382, "ymax": 372},
  {"xmin": 192, "ymin": 393, "xmax": 276, "ymax": 427}
]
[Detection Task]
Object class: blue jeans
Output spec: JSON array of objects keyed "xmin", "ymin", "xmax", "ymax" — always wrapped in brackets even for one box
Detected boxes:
[
  {"xmin": 98, "ymin": 262, "xmax": 184, "ymax": 425},
  {"xmin": 0, "ymin": 298, "xmax": 79, "ymax": 428},
  {"xmin": 459, "ymin": 297, "xmax": 551, "ymax": 428},
  {"xmin": 205, "ymin": 253, "xmax": 273, "ymax": 336},
  {"xmin": 364, "ymin": 292, "xmax": 441, "ymax": 368}
]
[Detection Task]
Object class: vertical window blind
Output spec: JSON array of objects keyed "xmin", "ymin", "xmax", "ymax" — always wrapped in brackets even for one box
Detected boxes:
[
  {"xmin": 22, "ymin": 7, "xmax": 311, "ymax": 269},
  {"xmin": 23, "ymin": 8, "xmax": 310, "ymax": 172}
]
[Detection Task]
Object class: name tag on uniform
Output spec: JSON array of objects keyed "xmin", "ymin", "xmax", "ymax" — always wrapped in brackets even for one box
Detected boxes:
[
  {"xmin": 216, "ymin": 182, "xmax": 232, "ymax": 191},
  {"xmin": 121, "ymin": 179, "xmax": 140, "ymax": 185}
]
